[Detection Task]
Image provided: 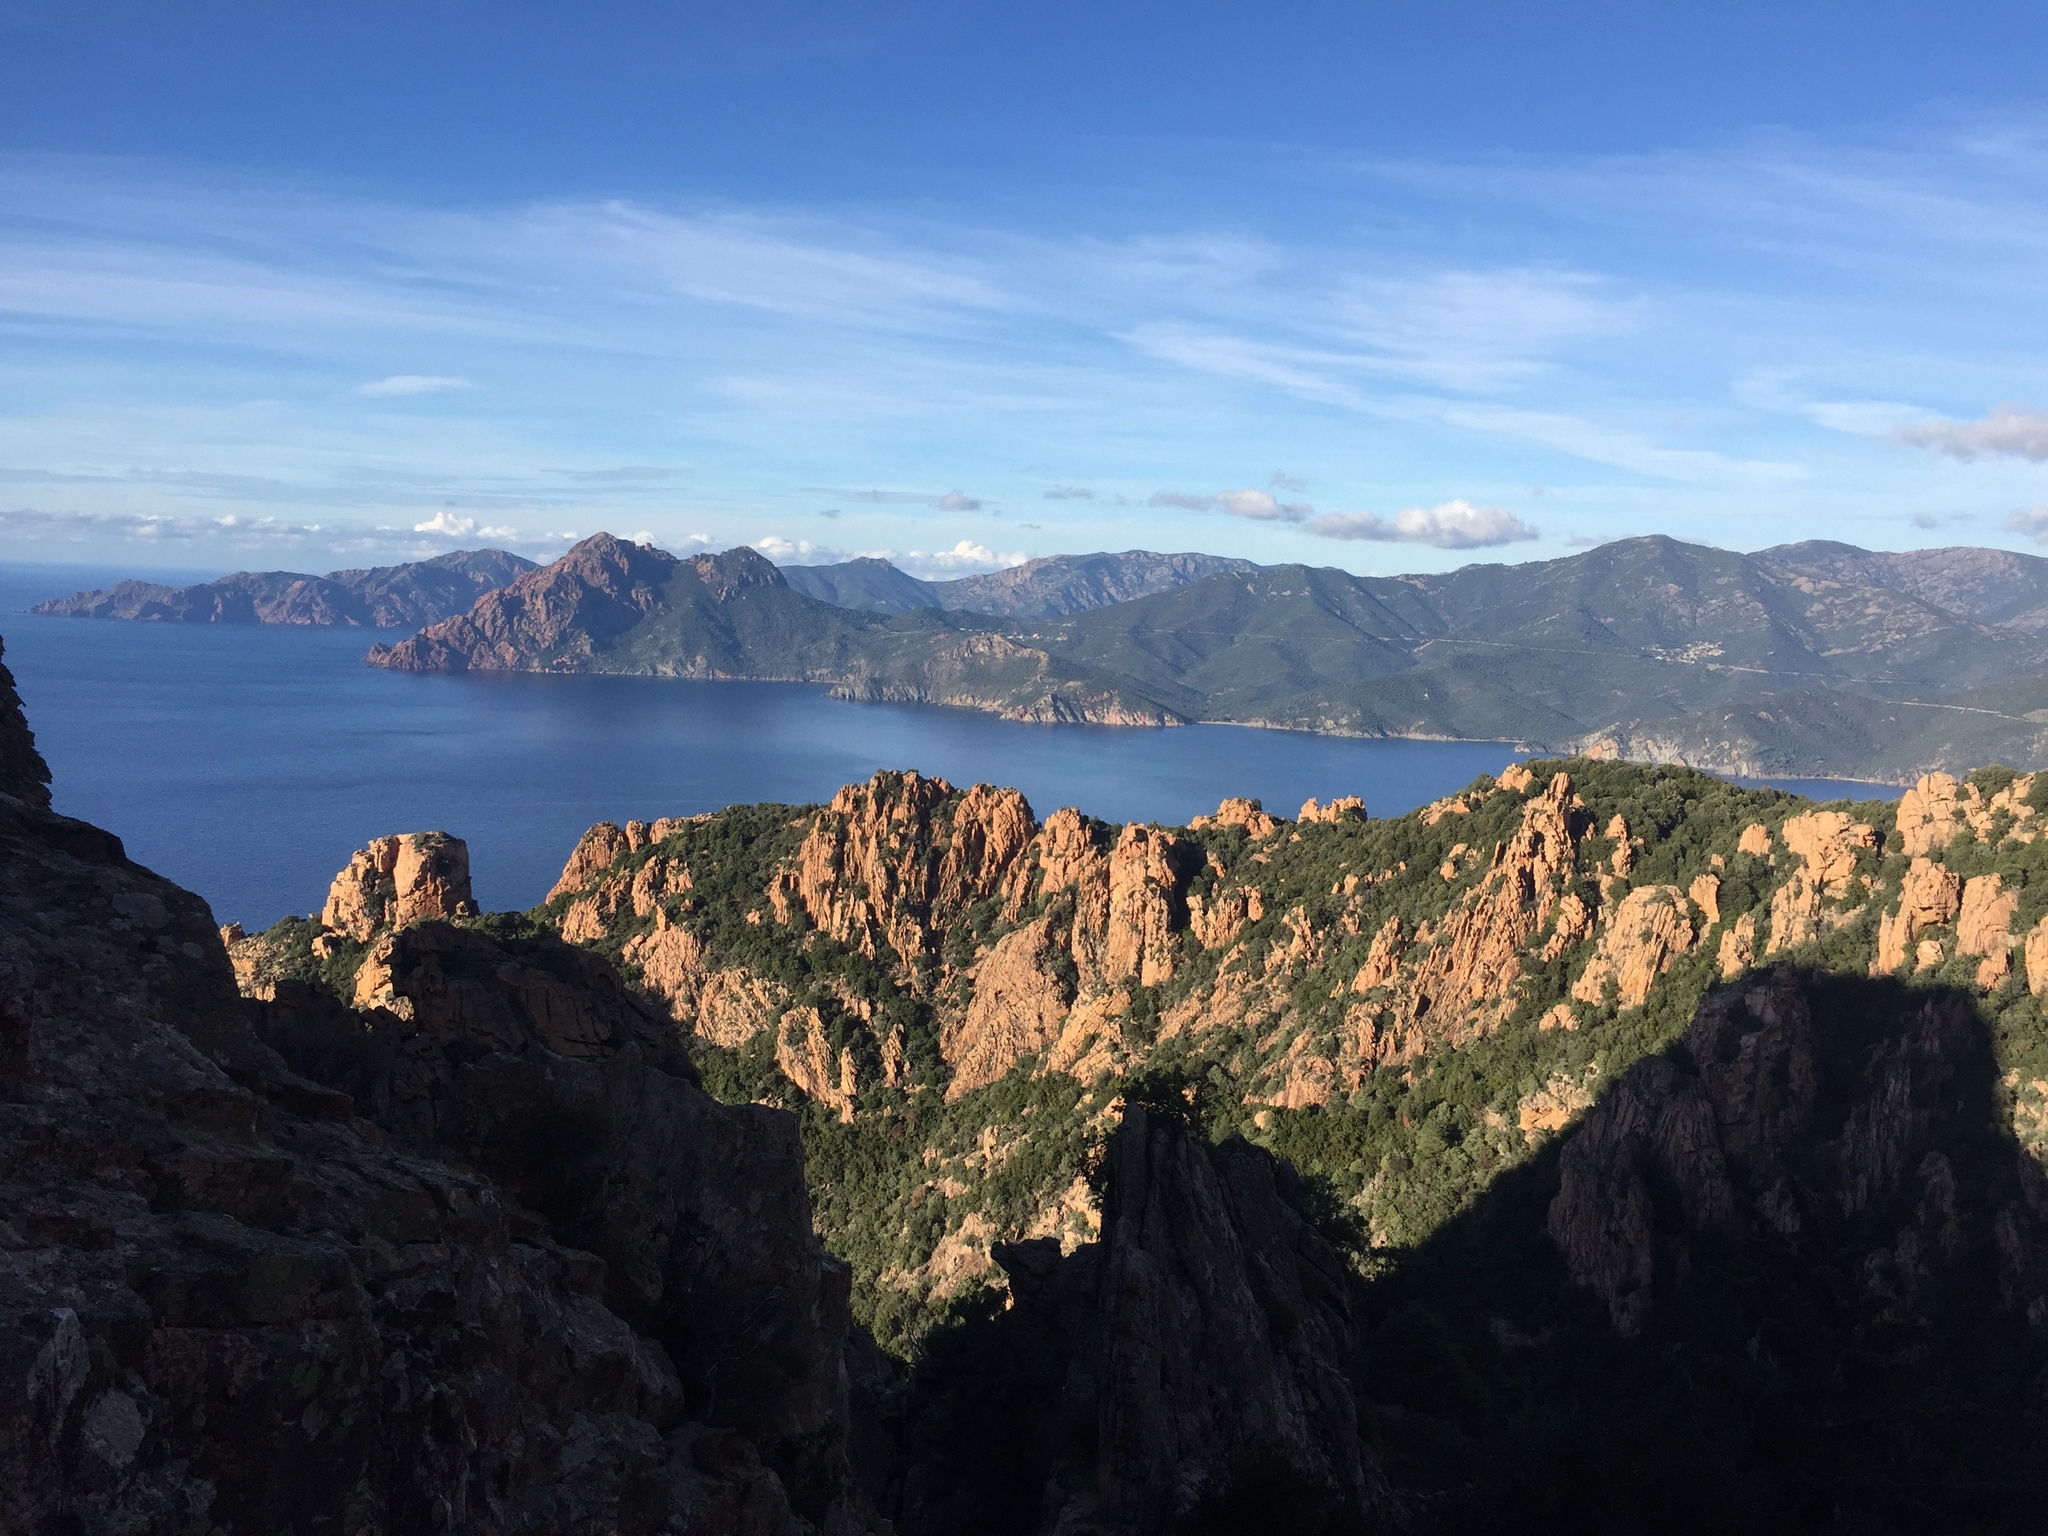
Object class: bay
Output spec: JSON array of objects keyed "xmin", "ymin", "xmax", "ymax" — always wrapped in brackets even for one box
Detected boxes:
[{"xmin": 0, "ymin": 564, "xmax": 1903, "ymax": 930}]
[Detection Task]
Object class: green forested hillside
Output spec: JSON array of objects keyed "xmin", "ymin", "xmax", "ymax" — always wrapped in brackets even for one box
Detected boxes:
[{"xmin": 373, "ymin": 533, "xmax": 2048, "ymax": 779}]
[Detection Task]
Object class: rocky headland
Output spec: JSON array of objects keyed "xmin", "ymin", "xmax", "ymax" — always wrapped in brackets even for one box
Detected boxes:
[
  {"xmin": 366, "ymin": 536, "xmax": 1177, "ymax": 726},
  {"xmin": 34, "ymin": 548, "xmax": 534, "ymax": 628}
]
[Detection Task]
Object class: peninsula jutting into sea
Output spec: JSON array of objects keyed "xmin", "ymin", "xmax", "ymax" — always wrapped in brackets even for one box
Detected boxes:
[{"xmin": 45, "ymin": 533, "xmax": 2048, "ymax": 783}]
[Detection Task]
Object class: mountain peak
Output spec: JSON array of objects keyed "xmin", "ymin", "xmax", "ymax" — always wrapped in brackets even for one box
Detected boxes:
[{"xmin": 687, "ymin": 544, "xmax": 788, "ymax": 601}]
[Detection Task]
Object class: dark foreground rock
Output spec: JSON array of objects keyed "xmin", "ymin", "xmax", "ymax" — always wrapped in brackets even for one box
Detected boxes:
[
  {"xmin": 0, "ymin": 675, "xmax": 877, "ymax": 1530},
  {"xmin": 891, "ymin": 1104, "xmax": 1402, "ymax": 1535}
]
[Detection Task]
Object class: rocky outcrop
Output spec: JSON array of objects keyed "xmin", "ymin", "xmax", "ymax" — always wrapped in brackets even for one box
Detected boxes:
[
  {"xmin": 1103, "ymin": 824, "xmax": 1192, "ymax": 987},
  {"xmin": 0, "ymin": 635, "xmax": 51, "ymax": 809},
  {"xmin": 1765, "ymin": 810, "xmax": 1876, "ymax": 953},
  {"xmin": 549, "ymin": 818, "xmax": 687, "ymax": 902},
  {"xmin": 0, "ymin": 768, "xmax": 877, "ymax": 1532},
  {"xmin": 256, "ymin": 919, "xmax": 870, "ymax": 1528},
  {"xmin": 1372, "ymin": 771, "xmax": 1586, "ymax": 1060},
  {"xmin": 1571, "ymin": 884, "xmax": 1695, "ymax": 1009},
  {"xmin": 321, "ymin": 830, "xmax": 475, "ymax": 940},
  {"xmin": 775, "ymin": 1007, "xmax": 861, "ymax": 1123},
  {"xmin": 987, "ymin": 1106, "xmax": 1397, "ymax": 1534},
  {"xmin": 942, "ymin": 915, "xmax": 1073, "ymax": 1099},
  {"xmin": 1873, "ymin": 856, "xmax": 1963, "ymax": 975},
  {"xmin": 1549, "ymin": 968, "xmax": 2048, "ymax": 1338},
  {"xmin": 788, "ymin": 770, "xmax": 962, "ymax": 974},
  {"xmin": 1896, "ymin": 772, "xmax": 1964, "ymax": 857},
  {"xmin": 1190, "ymin": 797, "xmax": 1281, "ymax": 838},
  {"xmin": 1297, "ymin": 795, "xmax": 1365, "ymax": 825},
  {"xmin": 1717, "ymin": 911, "xmax": 1757, "ymax": 978},
  {"xmin": 369, "ymin": 533, "xmax": 686, "ymax": 672},
  {"xmin": 1956, "ymin": 872, "xmax": 2020, "ymax": 988}
]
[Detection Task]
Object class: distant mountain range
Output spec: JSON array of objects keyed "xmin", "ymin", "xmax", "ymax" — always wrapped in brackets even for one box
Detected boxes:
[
  {"xmin": 779, "ymin": 549, "xmax": 1256, "ymax": 615},
  {"xmin": 33, "ymin": 548, "xmax": 535, "ymax": 628},
  {"xmin": 363, "ymin": 532, "xmax": 2048, "ymax": 781}
]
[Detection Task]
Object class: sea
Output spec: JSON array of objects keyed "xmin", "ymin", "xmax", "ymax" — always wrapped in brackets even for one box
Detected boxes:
[{"xmin": 0, "ymin": 563, "xmax": 1905, "ymax": 930}]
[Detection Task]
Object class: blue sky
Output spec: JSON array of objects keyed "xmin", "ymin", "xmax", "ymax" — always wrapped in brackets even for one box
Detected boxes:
[{"xmin": 4, "ymin": 2, "xmax": 2048, "ymax": 577}]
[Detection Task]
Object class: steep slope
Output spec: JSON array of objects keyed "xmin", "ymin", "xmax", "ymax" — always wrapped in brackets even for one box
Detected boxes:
[
  {"xmin": 0, "ymin": 635, "xmax": 51, "ymax": 809},
  {"xmin": 34, "ymin": 547, "xmax": 535, "ymax": 627},
  {"xmin": 1761, "ymin": 539, "xmax": 2048, "ymax": 631},
  {"xmin": 780, "ymin": 556, "xmax": 943, "ymax": 613}
]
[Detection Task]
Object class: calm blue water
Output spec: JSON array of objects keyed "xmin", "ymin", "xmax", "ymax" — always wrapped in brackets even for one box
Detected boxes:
[{"xmin": 0, "ymin": 563, "xmax": 1901, "ymax": 928}]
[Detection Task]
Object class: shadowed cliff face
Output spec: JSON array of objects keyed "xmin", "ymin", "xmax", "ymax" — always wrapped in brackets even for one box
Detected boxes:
[
  {"xmin": 0, "ymin": 646, "xmax": 881, "ymax": 1533},
  {"xmin": 890, "ymin": 1103, "xmax": 1400, "ymax": 1536},
  {"xmin": 1360, "ymin": 968, "xmax": 2048, "ymax": 1533},
  {"xmin": 0, "ymin": 636, "xmax": 50, "ymax": 809}
]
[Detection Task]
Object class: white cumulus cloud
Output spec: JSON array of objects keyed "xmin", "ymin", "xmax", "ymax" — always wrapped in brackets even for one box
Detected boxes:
[
  {"xmin": 414, "ymin": 511, "xmax": 518, "ymax": 539},
  {"xmin": 753, "ymin": 534, "xmax": 846, "ymax": 564},
  {"xmin": 357, "ymin": 375, "xmax": 473, "ymax": 397},
  {"xmin": 895, "ymin": 540, "xmax": 1026, "ymax": 576},
  {"xmin": 1896, "ymin": 406, "xmax": 2048, "ymax": 462},
  {"xmin": 936, "ymin": 490, "xmax": 984, "ymax": 511},
  {"xmin": 1306, "ymin": 499, "xmax": 1539, "ymax": 549}
]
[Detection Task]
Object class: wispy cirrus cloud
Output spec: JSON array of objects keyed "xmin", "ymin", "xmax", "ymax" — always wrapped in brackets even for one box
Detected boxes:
[
  {"xmin": 358, "ymin": 374, "xmax": 471, "ymax": 396},
  {"xmin": 1148, "ymin": 487, "xmax": 1312, "ymax": 522},
  {"xmin": 5, "ymin": 123, "xmax": 2048, "ymax": 568}
]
